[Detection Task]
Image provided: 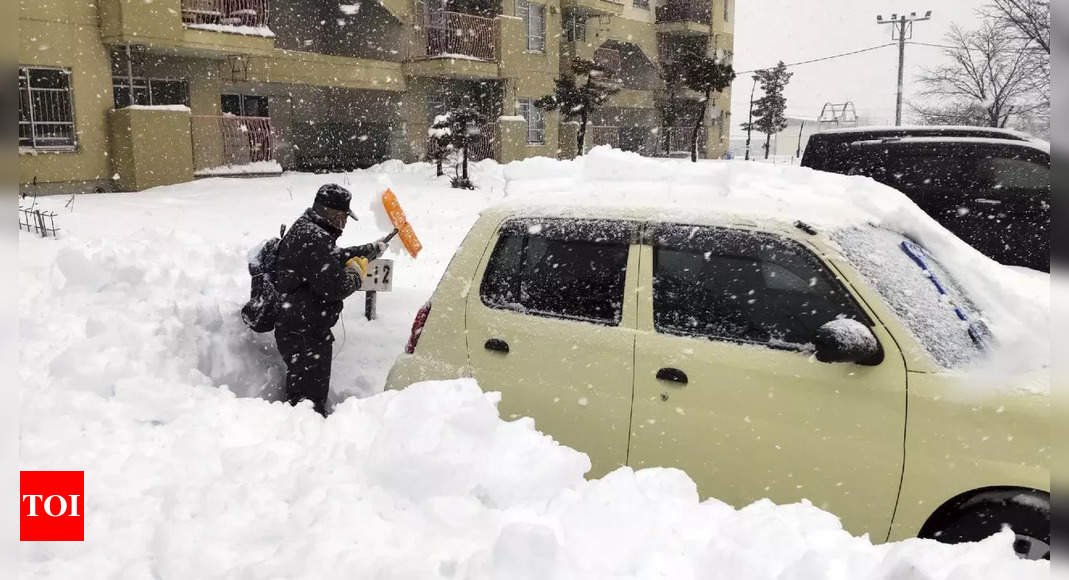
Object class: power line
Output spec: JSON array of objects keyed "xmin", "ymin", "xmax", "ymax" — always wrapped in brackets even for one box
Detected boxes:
[
  {"xmin": 735, "ymin": 43, "xmax": 898, "ymax": 75},
  {"xmin": 907, "ymin": 41, "xmax": 958, "ymax": 49}
]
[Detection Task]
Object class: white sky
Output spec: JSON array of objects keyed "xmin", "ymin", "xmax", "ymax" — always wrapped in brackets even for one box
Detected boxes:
[{"xmin": 729, "ymin": 0, "xmax": 989, "ymax": 137}]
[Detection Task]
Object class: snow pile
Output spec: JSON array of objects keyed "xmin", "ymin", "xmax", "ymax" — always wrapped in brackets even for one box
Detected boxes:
[
  {"xmin": 19, "ymin": 377, "xmax": 1045, "ymax": 579},
  {"xmin": 18, "ymin": 149, "xmax": 1050, "ymax": 577}
]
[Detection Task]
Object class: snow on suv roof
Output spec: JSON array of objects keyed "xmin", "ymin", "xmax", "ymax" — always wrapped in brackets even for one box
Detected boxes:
[
  {"xmin": 815, "ymin": 125, "xmax": 1034, "ymax": 141},
  {"xmin": 848, "ymin": 135, "xmax": 1050, "ymax": 154}
]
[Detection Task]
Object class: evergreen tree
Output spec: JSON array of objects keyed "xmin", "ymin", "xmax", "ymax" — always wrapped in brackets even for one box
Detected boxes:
[
  {"xmin": 749, "ymin": 61, "xmax": 792, "ymax": 159},
  {"xmin": 536, "ymin": 58, "xmax": 619, "ymax": 156},
  {"xmin": 682, "ymin": 55, "xmax": 735, "ymax": 162},
  {"xmin": 659, "ymin": 54, "xmax": 695, "ymax": 156},
  {"xmin": 428, "ymin": 107, "xmax": 487, "ymax": 189}
]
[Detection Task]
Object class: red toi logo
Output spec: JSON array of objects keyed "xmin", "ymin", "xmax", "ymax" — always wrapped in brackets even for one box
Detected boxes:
[{"xmin": 20, "ymin": 471, "xmax": 84, "ymax": 541}]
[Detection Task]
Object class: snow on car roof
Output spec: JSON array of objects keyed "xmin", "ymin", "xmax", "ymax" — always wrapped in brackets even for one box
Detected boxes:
[
  {"xmin": 492, "ymin": 147, "xmax": 908, "ymax": 231},
  {"xmin": 485, "ymin": 147, "xmax": 1049, "ymax": 378}
]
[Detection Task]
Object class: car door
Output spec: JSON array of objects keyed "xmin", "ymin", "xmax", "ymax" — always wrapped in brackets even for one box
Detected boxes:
[
  {"xmin": 627, "ymin": 223, "xmax": 908, "ymax": 540},
  {"xmin": 466, "ymin": 217, "xmax": 640, "ymax": 478}
]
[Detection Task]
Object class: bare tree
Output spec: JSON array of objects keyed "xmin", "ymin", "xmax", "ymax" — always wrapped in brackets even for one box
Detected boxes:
[
  {"xmin": 913, "ymin": 21, "xmax": 1043, "ymax": 128},
  {"xmin": 985, "ymin": 0, "xmax": 1049, "ymax": 54}
]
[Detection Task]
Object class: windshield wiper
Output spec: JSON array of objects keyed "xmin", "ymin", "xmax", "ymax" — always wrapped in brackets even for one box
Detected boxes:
[{"xmin": 900, "ymin": 240, "xmax": 989, "ymax": 348}]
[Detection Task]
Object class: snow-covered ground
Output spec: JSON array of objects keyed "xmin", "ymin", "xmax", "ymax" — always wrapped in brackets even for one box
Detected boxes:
[{"xmin": 18, "ymin": 149, "xmax": 1048, "ymax": 578}]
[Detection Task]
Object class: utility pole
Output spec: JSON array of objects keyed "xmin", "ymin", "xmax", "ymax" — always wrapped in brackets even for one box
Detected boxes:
[
  {"xmin": 744, "ymin": 75, "xmax": 757, "ymax": 160},
  {"xmin": 795, "ymin": 120, "xmax": 805, "ymax": 158},
  {"xmin": 876, "ymin": 10, "xmax": 931, "ymax": 126}
]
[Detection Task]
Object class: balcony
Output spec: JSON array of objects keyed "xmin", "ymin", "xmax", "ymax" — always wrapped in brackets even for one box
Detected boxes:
[
  {"xmin": 181, "ymin": 0, "xmax": 270, "ymax": 30},
  {"xmin": 191, "ymin": 115, "xmax": 280, "ymax": 175},
  {"xmin": 561, "ymin": 0, "xmax": 625, "ymax": 17},
  {"xmin": 99, "ymin": 0, "xmax": 274, "ymax": 55},
  {"xmin": 405, "ymin": 9, "xmax": 500, "ymax": 78},
  {"xmin": 656, "ymin": 0, "xmax": 712, "ymax": 35}
]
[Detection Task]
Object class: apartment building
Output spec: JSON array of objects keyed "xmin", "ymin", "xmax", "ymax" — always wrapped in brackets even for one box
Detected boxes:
[{"xmin": 18, "ymin": 0, "xmax": 734, "ymax": 193}]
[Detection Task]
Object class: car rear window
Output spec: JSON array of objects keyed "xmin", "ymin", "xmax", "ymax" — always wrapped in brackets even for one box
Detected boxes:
[{"xmin": 480, "ymin": 218, "xmax": 634, "ymax": 325}]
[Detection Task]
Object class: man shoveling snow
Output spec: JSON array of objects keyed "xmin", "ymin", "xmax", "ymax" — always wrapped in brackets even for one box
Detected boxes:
[{"xmin": 271, "ymin": 184, "xmax": 389, "ymax": 415}]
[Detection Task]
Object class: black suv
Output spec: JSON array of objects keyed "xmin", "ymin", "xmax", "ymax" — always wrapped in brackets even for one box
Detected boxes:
[{"xmin": 802, "ymin": 127, "xmax": 1050, "ymax": 271}]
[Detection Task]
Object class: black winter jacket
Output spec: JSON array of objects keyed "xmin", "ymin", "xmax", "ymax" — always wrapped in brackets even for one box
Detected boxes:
[{"xmin": 274, "ymin": 208, "xmax": 377, "ymax": 338}]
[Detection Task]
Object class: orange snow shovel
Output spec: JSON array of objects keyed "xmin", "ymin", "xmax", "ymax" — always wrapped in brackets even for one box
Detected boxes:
[{"xmin": 381, "ymin": 188, "xmax": 423, "ymax": 258}]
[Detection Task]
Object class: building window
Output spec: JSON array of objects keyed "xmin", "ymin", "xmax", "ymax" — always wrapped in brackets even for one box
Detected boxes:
[
  {"xmin": 564, "ymin": 13, "xmax": 586, "ymax": 42},
  {"xmin": 633, "ymin": 0, "xmax": 649, "ymax": 8},
  {"xmin": 221, "ymin": 94, "xmax": 269, "ymax": 117},
  {"xmin": 18, "ymin": 66, "xmax": 76, "ymax": 150},
  {"xmin": 516, "ymin": 99, "xmax": 545, "ymax": 145},
  {"xmin": 113, "ymin": 77, "xmax": 189, "ymax": 108},
  {"xmin": 517, "ymin": 0, "xmax": 545, "ymax": 53}
]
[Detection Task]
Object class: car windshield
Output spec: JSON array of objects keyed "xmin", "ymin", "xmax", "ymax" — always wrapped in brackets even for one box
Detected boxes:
[{"xmin": 832, "ymin": 226, "xmax": 986, "ymax": 368}]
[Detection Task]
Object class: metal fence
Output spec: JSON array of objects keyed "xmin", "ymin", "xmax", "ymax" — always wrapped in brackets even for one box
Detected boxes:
[
  {"xmin": 655, "ymin": 0, "xmax": 712, "ymax": 24},
  {"xmin": 420, "ymin": 9, "xmax": 497, "ymax": 61},
  {"xmin": 428, "ymin": 122, "xmax": 497, "ymax": 163},
  {"xmin": 191, "ymin": 115, "xmax": 275, "ymax": 171},
  {"xmin": 663, "ymin": 126, "xmax": 706, "ymax": 154},
  {"xmin": 18, "ymin": 207, "xmax": 60, "ymax": 238},
  {"xmin": 585, "ymin": 126, "xmax": 619, "ymax": 151},
  {"xmin": 181, "ymin": 0, "xmax": 269, "ymax": 27}
]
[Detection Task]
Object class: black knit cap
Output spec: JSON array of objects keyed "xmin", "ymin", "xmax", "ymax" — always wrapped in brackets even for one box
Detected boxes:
[{"xmin": 314, "ymin": 183, "xmax": 357, "ymax": 220}]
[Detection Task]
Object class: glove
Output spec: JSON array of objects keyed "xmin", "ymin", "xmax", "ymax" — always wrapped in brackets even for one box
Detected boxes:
[
  {"xmin": 369, "ymin": 239, "xmax": 390, "ymax": 260},
  {"xmin": 345, "ymin": 256, "xmax": 369, "ymax": 277}
]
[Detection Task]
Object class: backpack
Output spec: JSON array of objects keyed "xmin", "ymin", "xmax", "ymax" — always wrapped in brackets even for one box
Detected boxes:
[{"xmin": 241, "ymin": 224, "xmax": 286, "ymax": 333}]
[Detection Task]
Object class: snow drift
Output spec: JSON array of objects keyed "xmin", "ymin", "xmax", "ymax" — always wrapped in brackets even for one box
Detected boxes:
[{"xmin": 18, "ymin": 148, "xmax": 1049, "ymax": 578}]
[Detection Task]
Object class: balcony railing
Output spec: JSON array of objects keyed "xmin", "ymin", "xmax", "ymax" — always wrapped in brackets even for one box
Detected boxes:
[
  {"xmin": 182, "ymin": 0, "xmax": 270, "ymax": 28},
  {"xmin": 655, "ymin": 0, "xmax": 712, "ymax": 24},
  {"xmin": 191, "ymin": 115, "xmax": 275, "ymax": 171},
  {"xmin": 419, "ymin": 9, "xmax": 497, "ymax": 61}
]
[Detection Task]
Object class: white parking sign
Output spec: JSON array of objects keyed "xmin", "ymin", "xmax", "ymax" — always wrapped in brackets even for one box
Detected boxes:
[{"xmin": 362, "ymin": 259, "xmax": 394, "ymax": 292}]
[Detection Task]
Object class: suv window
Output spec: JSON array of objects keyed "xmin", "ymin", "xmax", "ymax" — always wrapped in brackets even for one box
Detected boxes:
[
  {"xmin": 480, "ymin": 219, "xmax": 634, "ymax": 325},
  {"xmin": 651, "ymin": 224, "xmax": 870, "ymax": 347}
]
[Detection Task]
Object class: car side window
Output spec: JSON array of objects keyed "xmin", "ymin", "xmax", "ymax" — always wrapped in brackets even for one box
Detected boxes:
[
  {"xmin": 480, "ymin": 218, "xmax": 633, "ymax": 326},
  {"xmin": 651, "ymin": 224, "xmax": 870, "ymax": 347},
  {"xmin": 976, "ymin": 153, "xmax": 1049, "ymax": 196}
]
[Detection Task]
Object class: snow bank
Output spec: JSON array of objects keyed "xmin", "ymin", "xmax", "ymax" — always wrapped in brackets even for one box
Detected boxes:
[
  {"xmin": 19, "ymin": 377, "xmax": 1044, "ymax": 579},
  {"xmin": 18, "ymin": 149, "xmax": 1049, "ymax": 577}
]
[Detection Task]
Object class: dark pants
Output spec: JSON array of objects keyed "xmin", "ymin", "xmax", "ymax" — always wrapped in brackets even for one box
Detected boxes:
[{"xmin": 275, "ymin": 329, "xmax": 333, "ymax": 416}]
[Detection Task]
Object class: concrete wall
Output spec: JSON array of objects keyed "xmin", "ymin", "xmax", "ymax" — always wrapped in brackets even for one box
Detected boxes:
[{"xmin": 109, "ymin": 108, "xmax": 194, "ymax": 191}]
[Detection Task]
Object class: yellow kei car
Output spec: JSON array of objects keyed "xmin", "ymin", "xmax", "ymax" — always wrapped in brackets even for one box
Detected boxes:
[{"xmin": 386, "ymin": 205, "xmax": 1050, "ymax": 559}]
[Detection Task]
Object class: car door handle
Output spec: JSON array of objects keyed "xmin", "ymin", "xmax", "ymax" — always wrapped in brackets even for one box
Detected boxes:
[
  {"xmin": 656, "ymin": 367, "xmax": 688, "ymax": 385},
  {"xmin": 484, "ymin": 338, "xmax": 509, "ymax": 354}
]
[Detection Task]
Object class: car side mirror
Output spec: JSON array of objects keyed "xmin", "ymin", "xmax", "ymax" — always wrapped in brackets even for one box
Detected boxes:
[{"xmin": 814, "ymin": 319, "xmax": 884, "ymax": 366}]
